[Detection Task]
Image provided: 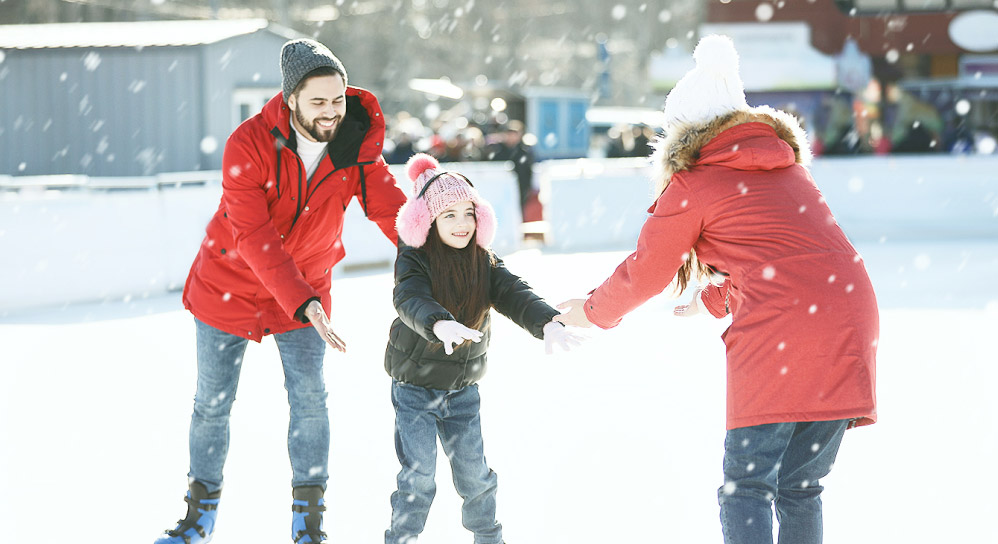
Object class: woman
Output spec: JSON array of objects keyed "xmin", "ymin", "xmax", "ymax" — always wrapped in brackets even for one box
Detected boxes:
[{"xmin": 555, "ymin": 35, "xmax": 877, "ymax": 544}]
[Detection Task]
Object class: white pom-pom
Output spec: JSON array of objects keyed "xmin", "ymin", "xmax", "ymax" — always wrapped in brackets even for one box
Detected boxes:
[
  {"xmin": 406, "ymin": 153, "xmax": 439, "ymax": 182},
  {"xmin": 693, "ymin": 34, "xmax": 740, "ymax": 75}
]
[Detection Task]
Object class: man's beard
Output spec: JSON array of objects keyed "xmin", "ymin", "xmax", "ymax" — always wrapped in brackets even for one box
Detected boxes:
[{"xmin": 295, "ymin": 108, "xmax": 340, "ymax": 143}]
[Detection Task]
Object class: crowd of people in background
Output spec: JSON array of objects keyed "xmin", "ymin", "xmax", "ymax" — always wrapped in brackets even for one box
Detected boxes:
[
  {"xmin": 382, "ymin": 117, "xmax": 538, "ymax": 218},
  {"xmin": 381, "ymin": 82, "xmax": 990, "ymax": 176}
]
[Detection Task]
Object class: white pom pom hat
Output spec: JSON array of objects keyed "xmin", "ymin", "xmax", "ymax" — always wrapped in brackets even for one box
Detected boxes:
[
  {"xmin": 662, "ymin": 34, "xmax": 749, "ymax": 127},
  {"xmin": 396, "ymin": 153, "xmax": 497, "ymax": 249}
]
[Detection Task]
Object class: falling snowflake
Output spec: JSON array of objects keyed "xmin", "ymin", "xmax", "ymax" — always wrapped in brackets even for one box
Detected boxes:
[
  {"xmin": 808, "ymin": 304, "xmax": 818, "ymax": 314},
  {"xmin": 612, "ymin": 5, "xmax": 627, "ymax": 20},
  {"xmin": 82, "ymin": 51, "xmax": 102, "ymax": 71},
  {"xmin": 955, "ymin": 100, "xmax": 971, "ymax": 116},
  {"xmin": 762, "ymin": 266, "xmax": 776, "ymax": 280},
  {"xmin": 913, "ymin": 253, "xmax": 931, "ymax": 270},
  {"xmin": 201, "ymin": 136, "xmax": 219, "ymax": 154},
  {"xmin": 811, "ymin": 442, "xmax": 821, "ymax": 452},
  {"xmin": 885, "ymin": 49, "xmax": 899, "ymax": 63},
  {"xmin": 222, "ymin": 292, "xmax": 232, "ymax": 302},
  {"xmin": 722, "ymin": 481, "xmax": 738, "ymax": 495},
  {"xmin": 755, "ymin": 3, "xmax": 774, "ymax": 21},
  {"xmin": 658, "ymin": 10, "xmax": 672, "ymax": 23},
  {"xmin": 847, "ymin": 176, "xmax": 864, "ymax": 193}
]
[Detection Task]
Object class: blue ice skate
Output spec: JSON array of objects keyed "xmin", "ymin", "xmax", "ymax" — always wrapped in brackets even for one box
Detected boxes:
[
  {"xmin": 154, "ymin": 481, "xmax": 220, "ymax": 544},
  {"xmin": 291, "ymin": 486, "xmax": 327, "ymax": 543}
]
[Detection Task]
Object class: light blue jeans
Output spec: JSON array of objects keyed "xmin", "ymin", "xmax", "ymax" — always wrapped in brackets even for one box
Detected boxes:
[
  {"xmin": 188, "ymin": 319, "xmax": 329, "ymax": 493},
  {"xmin": 385, "ymin": 381, "xmax": 502, "ymax": 544},
  {"xmin": 718, "ymin": 419, "xmax": 850, "ymax": 544}
]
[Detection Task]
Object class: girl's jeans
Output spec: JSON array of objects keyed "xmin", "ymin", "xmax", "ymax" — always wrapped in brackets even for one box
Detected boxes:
[
  {"xmin": 719, "ymin": 419, "xmax": 850, "ymax": 544},
  {"xmin": 188, "ymin": 318, "xmax": 329, "ymax": 493},
  {"xmin": 385, "ymin": 381, "xmax": 503, "ymax": 544}
]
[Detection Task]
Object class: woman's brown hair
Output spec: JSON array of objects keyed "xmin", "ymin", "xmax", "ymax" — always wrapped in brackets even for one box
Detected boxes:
[{"xmin": 423, "ymin": 222, "xmax": 495, "ymax": 337}]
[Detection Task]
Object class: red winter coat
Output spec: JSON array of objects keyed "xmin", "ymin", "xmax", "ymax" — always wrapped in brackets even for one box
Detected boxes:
[
  {"xmin": 584, "ymin": 109, "xmax": 877, "ymax": 430},
  {"xmin": 183, "ymin": 90, "xmax": 407, "ymax": 341}
]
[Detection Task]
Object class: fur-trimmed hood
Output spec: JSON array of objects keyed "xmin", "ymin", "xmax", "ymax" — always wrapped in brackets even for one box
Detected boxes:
[{"xmin": 651, "ymin": 106, "xmax": 813, "ymax": 197}]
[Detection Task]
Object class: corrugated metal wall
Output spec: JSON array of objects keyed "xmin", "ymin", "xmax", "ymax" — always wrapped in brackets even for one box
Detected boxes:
[
  {"xmin": 1, "ymin": 46, "xmax": 201, "ymax": 176},
  {"xmin": 0, "ymin": 30, "xmax": 286, "ymax": 177},
  {"xmin": 201, "ymin": 33, "xmax": 286, "ymax": 171}
]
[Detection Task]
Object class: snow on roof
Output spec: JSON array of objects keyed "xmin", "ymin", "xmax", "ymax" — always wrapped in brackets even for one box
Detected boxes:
[{"xmin": 0, "ymin": 19, "xmax": 299, "ymax": 50}]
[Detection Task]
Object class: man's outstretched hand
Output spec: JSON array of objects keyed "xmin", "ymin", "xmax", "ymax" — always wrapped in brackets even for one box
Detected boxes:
[{"xmin": 305, "ymin": 299, "xmax": 346, "ymax": 352}]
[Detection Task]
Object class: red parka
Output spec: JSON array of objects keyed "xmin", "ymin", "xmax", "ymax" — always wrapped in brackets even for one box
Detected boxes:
[
  {"xmin": 183, "ymin": 89, "xmax": 406, "ymax": 341},
  {"xmin": 584, "ymin": 109, "xmax": 878, "ymax": 430}
]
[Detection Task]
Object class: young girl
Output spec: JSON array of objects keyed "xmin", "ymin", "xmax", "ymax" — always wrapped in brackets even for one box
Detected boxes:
[{"xmin": 383, "ymin": 154, "xmax": 580, "ymax": 544}]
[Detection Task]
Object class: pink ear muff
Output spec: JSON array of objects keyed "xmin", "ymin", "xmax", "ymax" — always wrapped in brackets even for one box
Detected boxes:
[
  {"xmin": 396, "ymin": 198, "xmax": 432, "ymax": 248},
  {"xmin": 474, "ymin": 199, "xmax": 496, "ymax": 249}
]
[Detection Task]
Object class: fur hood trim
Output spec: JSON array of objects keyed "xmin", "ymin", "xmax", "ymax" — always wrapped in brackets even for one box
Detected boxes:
[{"xmin": 651, "ymin": 106, "xmax": 812, "ymax": 197}]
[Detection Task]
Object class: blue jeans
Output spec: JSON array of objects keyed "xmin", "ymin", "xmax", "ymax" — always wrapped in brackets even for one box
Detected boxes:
[
  {"xmin": 188, "ymin": 319, "xmax": 329, "ymax": 493},
  {"xmin": 719, "ymin": 419, "xmax": 850, "ymax": 544},
  {"xmin": 385, "ymin": 381, "xmax": 502, "ymax": 544}
]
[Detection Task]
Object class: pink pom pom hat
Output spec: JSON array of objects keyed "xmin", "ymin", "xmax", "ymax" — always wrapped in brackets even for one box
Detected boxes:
[{"xmin": 396, "ymin": 153, "xmax": 497, "ymax": 249}]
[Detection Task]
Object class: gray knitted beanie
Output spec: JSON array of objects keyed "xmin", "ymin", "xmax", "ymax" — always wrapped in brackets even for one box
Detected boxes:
[{"xmin": 280, "ymin": 38, "xmax": 347, "ymax": 103}]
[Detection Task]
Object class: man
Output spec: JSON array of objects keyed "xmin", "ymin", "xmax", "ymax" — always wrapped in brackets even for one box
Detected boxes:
[{"xmin": 155, "ymin": 38, "xmax": 407, "ymax": 544}]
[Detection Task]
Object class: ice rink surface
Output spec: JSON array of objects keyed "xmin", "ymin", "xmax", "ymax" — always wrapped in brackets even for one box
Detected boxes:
[{"xmin": 2, "ymin": 238, "xmax": 997, "ymax": 543}]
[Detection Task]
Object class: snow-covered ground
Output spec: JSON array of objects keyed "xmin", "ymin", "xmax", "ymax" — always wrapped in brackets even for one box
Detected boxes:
[{"xmin": 1, "ymin": 238, "xmax": 997, "ymax": 543}]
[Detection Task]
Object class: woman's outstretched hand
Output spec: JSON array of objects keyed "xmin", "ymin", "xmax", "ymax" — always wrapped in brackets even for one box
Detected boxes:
[
  {"xmin": 673, "ymin": 287, "xmax": 703, "ymax": 317},
  {"xmin": 553, "ymin": 299, "xmax": 594, "ymax": 328}
]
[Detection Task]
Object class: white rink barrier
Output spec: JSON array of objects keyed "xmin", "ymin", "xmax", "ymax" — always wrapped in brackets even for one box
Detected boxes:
[
  {"xmin": 2, "ymin": 156, "xmax": 997, "ymax": 313},
  {"xmin": 0, "ymin": 163, "xmax": 521, "ymax": 314},
  {"xmin": 538, "ymin": 154, "xmax": 998, "ymax": 251}
]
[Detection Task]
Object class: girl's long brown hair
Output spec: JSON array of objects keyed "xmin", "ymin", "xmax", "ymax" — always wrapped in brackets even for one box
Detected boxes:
[{"xmin": 423, "ymin": 222, "xmax": 495, "ymax": 335}]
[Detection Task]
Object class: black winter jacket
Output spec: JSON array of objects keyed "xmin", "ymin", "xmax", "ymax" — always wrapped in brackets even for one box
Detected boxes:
[{"xmin": 384, "ymin": 245, "xmax": 559, "ymax": 390}]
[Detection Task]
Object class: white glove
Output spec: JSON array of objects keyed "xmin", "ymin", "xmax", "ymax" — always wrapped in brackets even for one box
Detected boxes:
[
  {"xmin": 432, "ymin": 320, "xmax": 483, "ymax": 355},
  {"xmin": 543, "ymin": 321, "xmax": 585, "ymax": 355}
]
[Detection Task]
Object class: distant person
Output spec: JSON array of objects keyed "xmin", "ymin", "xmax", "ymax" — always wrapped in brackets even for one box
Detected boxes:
[
  {"xmin": 555, "ymin": 35, "xmax": 877, "ymax": 544},
  {"xmin": 385, "ymin": 131, "xmax": 416, "ymax": 164},
  {"xmin": 888, "ymin": 86, "xmax": 943, "ymax": 154},
  {"xmin": 489, "ymin": 120, "xmax": 535, "ymax": 215},
  {"xmin": 154, "ymin": 38, "xmax": 407, "ymax": 544},
  {"xmin": 383, "ymin": 154, "xmax": 582, "ymax": 544}
]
